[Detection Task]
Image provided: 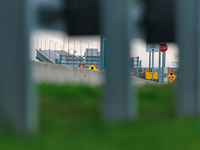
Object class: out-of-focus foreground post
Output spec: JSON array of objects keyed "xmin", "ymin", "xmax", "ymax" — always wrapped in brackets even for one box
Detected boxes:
[
  {"xmin": 0, "ymin": 0, "xmax": 37, "ymax": 134},
  {"xmin": 176, "ymin": 0, "xmax": 200, "ymax": 115},
  {"xmin": 101, "ymin": 0, "xmax": 137, "ymax": 121}
]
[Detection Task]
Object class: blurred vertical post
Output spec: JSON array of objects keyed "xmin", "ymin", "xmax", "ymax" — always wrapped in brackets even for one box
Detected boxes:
[
  {"xmin": 0, "ymin": 0, "xmax": 37, "ymax": 133},
  {"xmin": 101, "ymin": 0, "xmax": 137, "ymax": 121},
  {"xmin": 176, "ymin": 0, "xmax": 200, "ymax": 115}
]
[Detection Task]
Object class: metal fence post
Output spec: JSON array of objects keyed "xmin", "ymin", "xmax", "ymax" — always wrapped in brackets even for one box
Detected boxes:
[
  {"xmin": 101, "ymin": 0, "xmax": 137, "ymax": 121},
  {"xmin": 0, "ymin": 0, "xmax": 37, "ymax": 134},
  {"xmin": 176, "ymin": 0, "xmax": 200, "ymax": 115}
]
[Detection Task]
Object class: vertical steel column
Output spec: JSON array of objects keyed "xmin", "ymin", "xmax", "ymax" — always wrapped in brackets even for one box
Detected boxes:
[
  {"xmin": 152, "ymin": 51, "xmax": 154, "ymax": 81},
  {"xmin": 101, "ymin": 0, "xmax": 136, "ymax": 121},
  {"xmin": 158, "ymin": 51, "xmax": 161, "ymax": 82},
  {"xmin": 176, "ymin": 0, "xmax": 200, "ymax": 115},
  {"xmin": 149, "ymin": 52, "xmax": 151, "ymax": 71},
  {"xmin": 0, "ymin": 0, "xmax": 37, "ymax": 134},
  {"xmin": 162, "ymin": 52, "xmax": 165, "ymax": 82},
  {"xmin": 136, "ymin": 57, "xmax": 139, "ymax": 78}
]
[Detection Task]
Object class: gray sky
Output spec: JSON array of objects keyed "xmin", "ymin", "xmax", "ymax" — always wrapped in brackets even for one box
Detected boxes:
[{"xmin": 30, "ymin": 29, "xmax": 179, "ymax": 67}]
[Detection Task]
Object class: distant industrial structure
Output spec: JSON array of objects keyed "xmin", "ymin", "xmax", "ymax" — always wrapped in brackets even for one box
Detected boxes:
[{"xmin": 36, "ymin": 48, "xmax": 101, "ymax": 69}]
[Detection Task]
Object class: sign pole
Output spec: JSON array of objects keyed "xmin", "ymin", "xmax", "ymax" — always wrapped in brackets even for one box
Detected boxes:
[
  {"xmin": 149, "ymin": 52, "xmax": 151, "ymax": 72},
  {"xmin": 158, "ymin": 51, "xmax": 161, "ymax": 82},
  {"xmin": 162, "ymin": 52, "xmax": 166, "ymax": 83},
  {"xmin": 152, "ymin": 51, "xmax": 154, "ymax": 81}
]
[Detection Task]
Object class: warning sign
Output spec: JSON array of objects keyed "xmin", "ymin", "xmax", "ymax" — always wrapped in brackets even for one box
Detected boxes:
[
  {"xmin": 145, "ymin": 72, "xmax": 158, "ymax": 80},
  {"xmin": 88, "ymin": 64, "xmax": 98, "ymax": 70},
  {"xmin": 168, "ymin": 71, "xmax": 176, "ymax": 82}
]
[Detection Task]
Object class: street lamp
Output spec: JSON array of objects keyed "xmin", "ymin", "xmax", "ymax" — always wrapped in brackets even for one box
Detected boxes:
[
  {"xmin": 70, "ymin": 37, "xmax": 75, "ymax": 52},
  {"xmin": 67, "ymin": 48, "xmax": 73, "ymax": 66},
  {"xmin": 55, "ymin": 42, "xmax": 58, "ymax": 50},
  {"xmin": 86, "ymin": 42, "xmax": 89, "ymax": 49},
  {"xmin": 37, "ymin": 35, "xmax": 40, "ymax": 50},
  {"xmin": 79, "ymin": 40, "xmax": 82, "ymax": 56},
  {"xmin": 49, "ymin": 40, "xmax": 53, "ymax": 59},
  {"xmin": 63, "ymin": 34, "xmax": 65, "ymax": 51},
  {"xmin": 73, "ymin": 38, "xmax": 75, "ymax": 66},
  {"xmin": 45, "ymin": 38, "xmax": 48, "ymax": 50},
  {"xmin": 49, "ymin": 40, "xmax": 53, "ymax": 50},
  {"xmin": 45, "ymin": 38, "xmax": 48, "ymax": 55},
  {"xmin": 69, "ymin": 38, "xmax": 76, "ymax": 66},
  {"xmin": 41, "ymin": 36, "xmax": 45, "ymax": 50}
]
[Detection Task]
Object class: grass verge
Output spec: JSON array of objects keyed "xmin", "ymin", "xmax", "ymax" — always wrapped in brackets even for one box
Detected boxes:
[{"xmin": 0, "ymin": 83, "xmax": 200, "ymax": 150}]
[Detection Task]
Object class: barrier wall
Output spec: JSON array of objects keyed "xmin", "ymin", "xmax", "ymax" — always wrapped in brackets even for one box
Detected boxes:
[
  {"xmin": 32, "ymin": 61, "xmax": 159, "ymax": 86},
  {"xmin": 32, "ymin": 61, "xmax": 104, "ymax": 85}
]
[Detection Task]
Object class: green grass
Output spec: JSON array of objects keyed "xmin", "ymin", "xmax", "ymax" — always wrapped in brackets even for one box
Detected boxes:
[{"xmin": 0, "ymin": 83, "xmax": 200, "ymax": 150}]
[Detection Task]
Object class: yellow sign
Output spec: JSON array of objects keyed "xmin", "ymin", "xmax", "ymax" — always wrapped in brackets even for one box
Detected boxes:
[
  {"xmin": 145, "ymin": 72, "xmax": 158, "ymax": 79},
  {"xmin": 168, "ymin": 71, "xmax": 176, "ymax": 82},
  {"xmin": 88, "ymin": 64, "xmax": 98, "ymax": 70}
]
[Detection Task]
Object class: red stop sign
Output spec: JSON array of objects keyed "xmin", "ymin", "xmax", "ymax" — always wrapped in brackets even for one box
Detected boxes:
[{"xmin": 160, "ymin": 43, "xmax": 168, "ymax": 52}]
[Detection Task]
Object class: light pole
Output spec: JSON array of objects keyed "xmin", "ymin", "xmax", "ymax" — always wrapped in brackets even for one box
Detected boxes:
[
  {"xmin": 63, "ymin": 34, "xmax": 65, "ymax": 51},
  {"xmin": 37, "ymin": 35, "xmax": 40, "ymax": 50},
  {"xmin": 41, "ymin": 36, "xmax": 45, "ymax": 50},
  {"xmin": 67, "ymin": 37, "xmax": 70, "ymax": 66},
  {"xmin": 45, "ymin": 38, "xmax": 48, "ymax": 56},
  {"xmin": 70, "ymin": 38, "xmax": 75, "ymax": 66},
  {"xmin": 79, "ymin": 40, "xmax": 82, "ymax": 56},
  {"xmin": 55, "ymin": 42, "xmax": 58, "ymax": 50},
  {"xmin": 85, "ymin": 42, "xmax": 89, "ymax": 66},
  {"xmin": 86, "ymin": 42, "xmax": 89, "ymax": 49},
  {"xmin": 68, "ymin": 48, "xmax": 73, "ymax": 66},
  {"xmin": 68, "ymin": 36, "xmax": 69, "ymax": 54},
  {"xmin": 45, "ymin": 38, "xmax": 48, "ymax": 50},
  {"xmin": 73, "ymin": 38, "xmax": 75, "ymax": 66},
  {"xmin": 49, "ymin": 40, "xmax": 53, "ymax": 59}
]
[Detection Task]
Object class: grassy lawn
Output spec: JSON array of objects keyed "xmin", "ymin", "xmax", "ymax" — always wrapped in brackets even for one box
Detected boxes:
[{"xmin": 0, "ymin": 83, "xmax": 200, "ymax": 150}]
